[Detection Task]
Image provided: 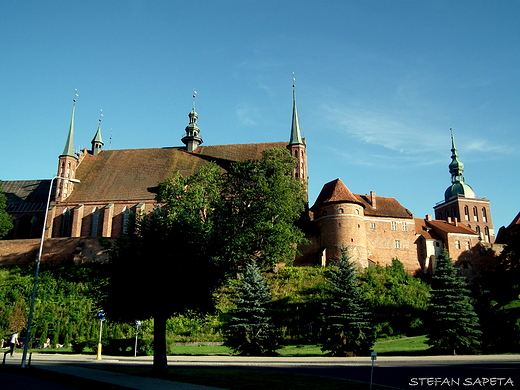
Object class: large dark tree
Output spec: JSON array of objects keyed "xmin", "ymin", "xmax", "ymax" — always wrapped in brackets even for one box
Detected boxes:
[
  {"xmin": 320, "ymin": 248, "xmax": 374, "ymax": 356},
  {"xmin": 224, "ymin": 261, "xmax": 279, "ymax": 355},
  {"xmin": 426, "ymin": 249, "xmax": 482, "ymax": 354},
  {"xmin": 103, "ymin": 149, "xmax": 306, "ymax": 374},
  {"xmin": 103, "ymin": 164, "xmax": 225, "ymax": 375},
  {"xmin": 0, "ymin": 182, "xmax": 13, "ymax": 238}
]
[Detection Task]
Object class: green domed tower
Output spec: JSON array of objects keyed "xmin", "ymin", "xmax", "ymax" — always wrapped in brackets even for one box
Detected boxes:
[{"xmin": 433, "ymin": 130, "xmax": 494, "ymax": 243}]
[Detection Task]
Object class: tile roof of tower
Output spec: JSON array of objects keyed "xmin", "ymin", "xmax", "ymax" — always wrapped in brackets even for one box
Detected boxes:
[{"xmin": 311, "ymin": 178, "xmax": 413, "ymax": 219}]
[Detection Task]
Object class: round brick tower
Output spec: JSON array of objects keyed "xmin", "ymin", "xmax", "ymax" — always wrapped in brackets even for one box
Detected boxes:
[{"xmin": 311, "ymin": 179, "xmax": 368, "ymax": 266}]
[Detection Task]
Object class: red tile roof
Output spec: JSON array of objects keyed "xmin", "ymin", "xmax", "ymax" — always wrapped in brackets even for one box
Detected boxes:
[
  {"xmin": 67, "ymin": 142, "xmax": 287, "ymax": 203},
  {"xmin": 311, "ymin": 178, "xmax": 413, "ymax": 219}
]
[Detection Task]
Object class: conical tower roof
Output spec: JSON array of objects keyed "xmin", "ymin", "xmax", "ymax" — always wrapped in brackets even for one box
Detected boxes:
[
  {"xmin": 60, "ymin": 102, "xmax": 77, "ymax": 158},
  {"xmin": 289, "ymin": 89, "xmax": 304, "ymax": 145},
  {"xmin": 311, "ymin": 178, "xmax": 364, "ymax": 210}
]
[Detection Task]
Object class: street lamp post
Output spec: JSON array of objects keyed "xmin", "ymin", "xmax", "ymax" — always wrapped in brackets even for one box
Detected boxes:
[{"xmin": 20, "ymin": 176, "xmax": 80, "ymax": 368}]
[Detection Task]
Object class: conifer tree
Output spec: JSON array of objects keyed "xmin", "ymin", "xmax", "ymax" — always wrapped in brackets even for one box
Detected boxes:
[
  {"xmin": 224, "ymin": 261, "xmax": 279, "ymax": 356},
  {"xmin": 426, "ymin": 249, "xmax": 482, "ymax": 354},
  {"xmin": 320, "ymin": 248, "xmax": 374, "ymax": 356}
]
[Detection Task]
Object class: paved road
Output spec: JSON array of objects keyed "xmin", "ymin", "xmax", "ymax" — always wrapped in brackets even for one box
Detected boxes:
[{"xmin": 3, "ymin": 353, "xmax": 520, "ymax": 390}]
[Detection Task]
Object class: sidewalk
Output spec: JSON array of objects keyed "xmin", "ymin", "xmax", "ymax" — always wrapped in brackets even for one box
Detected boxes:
[{"xmin": 3, "ymin": 353, "xmax": 227, "ymax": 390}]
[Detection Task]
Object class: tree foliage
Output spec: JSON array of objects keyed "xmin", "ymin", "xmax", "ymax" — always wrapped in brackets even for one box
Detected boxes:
[
  {"xmin": 219, "ymin": 148, "xmax": 307, "ymax": 268},
  {"xmin": 0, "ymin": 182, "xmax": 13, "ymax": 239},
  {"xmin": 224, "ymin": 261, "xmax": 279, "ymax": 355},
  {"xmin": 426, "ymin": 249, "xmax": 482, "ymax": 354},
  {"xmin": 320, "ymin": 248, "xmax": 375, "ymax": 356},
  {"xmin": 360, "ymin": 258, "xmax": 430, "ymax": 337}
]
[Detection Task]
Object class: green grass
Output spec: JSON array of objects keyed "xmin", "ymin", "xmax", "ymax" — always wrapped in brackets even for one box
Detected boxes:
[
  {"xmin": 373, "ymin": 335, "xmax": 429, "ymax": 355},
  {"xmin": 168, "ymin": 336, "xmax": 430, "ymax": 357}
]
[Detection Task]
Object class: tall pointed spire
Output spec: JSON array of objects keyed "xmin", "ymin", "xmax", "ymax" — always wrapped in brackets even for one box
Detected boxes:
[
  {"xmin": 444, "ymin": 129, "xmax": 475, "ymax": 201},
  {"xmin": 61, "ymin": 90, "xmax": 78, "ymax": 158},
  {"xmin": 289, "ymin": 73, "xmax": 304, "ymax": 146},
  {"xmin": 91, "ymin": 109, "xmax": 104, "ymax": 156}
]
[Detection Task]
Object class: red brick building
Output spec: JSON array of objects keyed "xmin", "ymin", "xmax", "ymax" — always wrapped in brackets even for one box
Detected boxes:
[{"xmin": 1, "ymin": 92, "xmax": 504, "ymax": 278}]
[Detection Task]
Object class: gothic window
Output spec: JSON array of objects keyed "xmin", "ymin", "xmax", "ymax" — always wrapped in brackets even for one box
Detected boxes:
[
  {"xmin": 475, "ymin": 225, "xmax": 481, "ymax": 239},
  {"xmin": 355, "ymin": 209, "xmax": 360, "ymax": 215},
  {"xmin": 61, "ymin": 208, "xmax": 71, "ymax": 237},
  {"xmin": 482, "ymin": 207, "xmax": 487, "ymax": 222},
  {"xmin": 91, "ymin": 208, "xmax": 99, "ymax": 237},
  {"xmin": 122, "ymin": 206, "xmax": 130, "ymax": 235},
  {"xmin": 473, "ymin": 206, "xmax": 478, "ymax": 222},
  {"xmin": 464, "ymin": 206, "xmax": 469, "ymax": 220},
  {"xmin": 484, "ymin": 226, "xmax": 490, "ymax": 242}
]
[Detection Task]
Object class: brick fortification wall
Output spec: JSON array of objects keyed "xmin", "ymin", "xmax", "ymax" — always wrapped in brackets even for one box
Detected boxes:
[{"xmin": 0, "ymin": 238, "xmax": 110, "ymax": 266}]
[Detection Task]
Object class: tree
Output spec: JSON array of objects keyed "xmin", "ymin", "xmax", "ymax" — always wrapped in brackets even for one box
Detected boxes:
[
  {"xmin": 320, "ymin": 248, "xmax": 374, "ymax": 356},
  {"xmin": 360, "ymin": 258, "xmax": 430, "ymax": 337},
  {"xmin": 224, "ymin": 261, "xmax": 279, "ymax": 355},
  {"xmin": 219, "ymin": 148, "xmax": 307, "ymax": 268},
  {"xmin": 103, "ymin": 163, "xmax": 226, "ymax": 375},
  {"xmin": 0, "ymin": 182, "xmax": 13, "ymax": 238},
  {"xmin": 426, "ymin": 249, "xmax": 482, "ymax": 354},
  {"xmin": 102, "ymin": 149, "xmax": 306, "ymax": 373}
]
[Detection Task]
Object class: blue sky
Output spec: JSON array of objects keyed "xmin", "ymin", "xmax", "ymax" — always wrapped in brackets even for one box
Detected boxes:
[{"xmin": 1, "ymin": 1, "xmax": 519, "ymax": 231}]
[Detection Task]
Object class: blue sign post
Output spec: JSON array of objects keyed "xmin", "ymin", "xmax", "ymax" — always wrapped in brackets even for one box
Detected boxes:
[
  {"xmin": 96, "ymin": 310, "xmax": 105, "ymax": 360},
  {"xmin": 134, "ymin": 320, "xmax": 141, "ymax": 358}
]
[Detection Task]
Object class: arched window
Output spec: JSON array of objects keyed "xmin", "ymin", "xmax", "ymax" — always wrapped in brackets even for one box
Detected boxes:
[
  {"xmin": 338, "ymin": 208, "xmax": 344, "ymax": 214},
  {"xmin": 484, "ymin": 226, "xmax": 490, "ymax": 242},
  {"xmin": 455, "ymin": 240, "xmax": 461, "ymax": 250},
  {"xmin": 475, "ymin": 225, "xmax": 481, "ymax": 239},
  {"xmin": 61, "ymin": 208, "xmax": 71, "ymax": 237},
  {"xmin": 464, "ymin": 206, "xmax": 469, "ymax": 220},
  {"xmin": 91, "ymin": 208, "xmax": 99, "ymax": 237},
  {"xmin": 482, "ymin": 207, "xmax": 487, "ymax": 222},
  {"xmin": 473, "ymin": 206, "xmax": 478, "ymax": 222},
  {"xmin": 122, "ymin": 206, "xmax": 130, "ymax": 235}
]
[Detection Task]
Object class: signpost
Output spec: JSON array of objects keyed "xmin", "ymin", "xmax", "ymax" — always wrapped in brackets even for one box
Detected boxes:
[
  {"xmin": 96, "ymin": 310, "xmax": 105, "ymax": 360},
  {"xmin": 134, "ymin": 320, "xmax": 141, "ymax": 357},
  {"xmin": 370, "ymin": 351, "xmax": 377, "ymax": 390}
]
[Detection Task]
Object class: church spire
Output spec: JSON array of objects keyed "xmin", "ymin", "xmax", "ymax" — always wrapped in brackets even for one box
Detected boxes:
[
  {"xmin": 61, "ymin": 91, "xmax": 78, "ymax": 158},
  {"xmin": 181, "ymin": 91, "xmax": 203, "ymax": 152},
  {"xmin": 289, "ymin": 73, "xmax": 304, "ymax": 146},
  {"xmin": 91, "ymin": 109, "xmax": 104, "ymax": 156},
  {"xmin": 444, "ymin": 129, "xmax": 475, "ymax": 201},
  {"xmin": 286, "ymin": 74, "xmax": 308, "ymax": 194},
  {"xmin": 449, "ymin": 129, "xmax": 465, "ymax": 183}
]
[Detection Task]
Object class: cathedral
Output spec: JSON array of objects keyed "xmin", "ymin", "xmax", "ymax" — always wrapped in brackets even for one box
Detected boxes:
[{"xmin": 1, "ymin": 89, "xmax": 503, "ymax": 279}]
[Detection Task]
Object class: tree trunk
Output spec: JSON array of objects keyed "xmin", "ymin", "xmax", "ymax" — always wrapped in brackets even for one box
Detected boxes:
[{"xmin": 152, "ymin": 313, "xmax": 168, "ymax": 376}]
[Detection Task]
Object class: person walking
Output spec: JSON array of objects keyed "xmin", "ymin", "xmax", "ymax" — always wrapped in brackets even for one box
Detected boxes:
[{"xmin": 7, "ymin": 332, "xmax": 19, "ymax": 357}]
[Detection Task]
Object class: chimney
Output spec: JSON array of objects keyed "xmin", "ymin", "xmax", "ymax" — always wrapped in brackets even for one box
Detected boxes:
[
  {"xmin": 447, "ymin": 217, "xmax": 452, "ymax": 224},
  {"xmin": 426, "ymin": 215, "xmax": 432, "ymax": 221},
  {"xmin": 454, "ymin": 217, "xmax": 459, "ymax": 227},
  {"xmin": 370, "ymin": 191, "xmax": 376, "ymax": 209}
]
